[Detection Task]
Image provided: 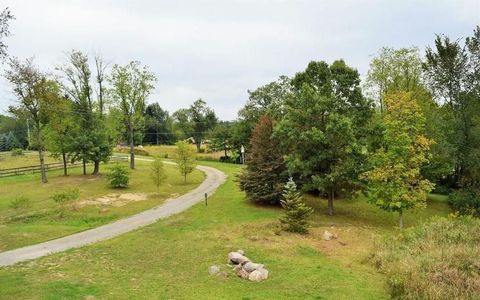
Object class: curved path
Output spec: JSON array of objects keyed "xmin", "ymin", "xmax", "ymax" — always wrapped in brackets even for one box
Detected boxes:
[{"xmin": 0, "ymin": 161, "xmax": 227, "ymax": 267}]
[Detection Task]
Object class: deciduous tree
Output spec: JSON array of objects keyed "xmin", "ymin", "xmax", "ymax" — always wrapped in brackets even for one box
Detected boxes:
[
  {"xmin": 174, "ymin": 141, "xmax": 196, "ymax": 183},
  {"xmin": 362, "ymin": 91, "xmax": 434, "ymax": 228},
  {"xmin": 109, "ymin": 61, "xmax": 156, "ymax": 169},
  {"xmin": 5, "ymin": 58, "xmax": 61, "ymax": 183}
]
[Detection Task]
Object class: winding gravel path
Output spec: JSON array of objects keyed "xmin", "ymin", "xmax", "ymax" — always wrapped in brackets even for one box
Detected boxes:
[{"xmin": 0, "ymin": 161, "xmax": 226, "ymax": 267}]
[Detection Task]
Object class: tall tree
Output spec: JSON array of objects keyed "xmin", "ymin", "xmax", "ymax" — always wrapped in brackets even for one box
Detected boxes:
[
  {"xmin": 365, "ymin": 47, "xmax": 454, "ymax": 186},
  {"xmin": 173, "ymin": 99, "xmax": 217, "ymax": 152},
  {"xmin": 362, "ymin": 91, "xmax": 434, "ymax": 228},
  {"xmin": 276, "ymin": 60, "xmax": 372, "ymax": 215},
  {"xmin": 238, "ymin": 116, "xmax": 287, "ymax": 204},
  {"xmin": 366, "ymin": 47, "xmax": 422, "ymax": 113},
  {"xmin": 5, "ymin": 58, "xmax": 61, "ymax": 183},
  {"xmin": 423, "ymin": 27, "xmax": 480, "ymax": 187},
  {"xmin": 0, "ymin": 7, "xmax": 14, "ymax": 61},
  {"xmin": 58, "ymin": 50, "xmax": 112, "ymax": 175},
  {"xmin": 44, "ymin": 98, "xmax": 77, "ymax": 176},
  {"xmin": 208, "ymin": 121, "xmax": 232, "ymax": 157},
  {"xmin": 233, "ymin": 76, "xmax": 291, "ymax": 153},
  {"xmin": 144, "ymin": 103, "xmax": 175, "ymax": 145},
  {"xmin": 109, "ymin": 61, "xmax": 156, "ymax": 169}
]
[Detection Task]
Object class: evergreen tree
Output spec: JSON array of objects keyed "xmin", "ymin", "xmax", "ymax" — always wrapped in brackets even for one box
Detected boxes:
[
  {"xmin": 279, "ymin": 178, "xmax": 313, "ymax": 234},
  {"xmin": 238, "ymin": 115, "xmax": 288, "ymax": 205}
]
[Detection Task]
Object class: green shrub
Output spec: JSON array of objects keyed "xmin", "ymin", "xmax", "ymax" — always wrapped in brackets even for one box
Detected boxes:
[
  {"xmin": 11, "ymin": 148, "xmax": 24, "ymax": 156},
  {"xmin": 51, "ymin": 188, "xmax": 80, "ymax": 217},
  {"xmin": 9, "ymin": 196, "xmax": 32, "ymax": 211},
  {"xmin": 371, "ymin": 217, "xmax": 480, "ymax": 299},
  {"xmin": 163, "ymin": 153, "xmax": 169, "ymax": 159},
  {"xmin": 279, "ymin": 178, "xmax": 313, "ymax": 234},
  {"xmin": 106, "ymin": 164, "xmax": 130, "ymax": 188},
  {"xmin": 448, "ymin": 188, "xmax": 480, "ymax": 217}
]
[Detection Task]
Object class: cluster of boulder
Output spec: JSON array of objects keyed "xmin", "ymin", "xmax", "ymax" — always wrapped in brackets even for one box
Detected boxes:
[
  {"xmin": 208, "ymin": 250, "xmax": 269, "ymax": 282},
  {"xmin": 228, "ymin": 250, "xmax": 269, "ymax": 282}
]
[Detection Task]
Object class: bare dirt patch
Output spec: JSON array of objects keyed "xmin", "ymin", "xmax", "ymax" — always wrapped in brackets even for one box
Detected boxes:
[{"xmin": 78, "ymin": 193, "xmax": 152, "ymax": 207}]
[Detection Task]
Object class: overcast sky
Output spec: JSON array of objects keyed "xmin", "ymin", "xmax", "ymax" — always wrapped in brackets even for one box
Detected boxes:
[{"xmin": 0, "ymin": 0, "xmax": 478, "ymax": 120}]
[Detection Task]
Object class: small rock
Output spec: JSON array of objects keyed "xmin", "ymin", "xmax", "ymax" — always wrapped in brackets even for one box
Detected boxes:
[
  {"xmin": 322, "ymin": 230, "xmax": 334, "ymax": 241},
  {"xmin": 338, "ymin": 241, "xmax": 347, "ymax": 246},
  {"xmin": 237, "ymin": 249, "xmax": 245, "ymax": 255},
  {"xmin": 208, "ymin": 265, "xmax": 220, "ymax": 275},
  {"xmin": 236, "ymin": 267, "xmax": 250, "ymax": 279},
  {"xmin": 243, "ymin": 262, "xmax": 264, "ymax": 273},
  {"xmin": 228, "ymin": 252, "xmax": 250, "ymax": 264},
  {"xmin": 248, "ymin": 267, "xmax": 269, "ymax": 282}
]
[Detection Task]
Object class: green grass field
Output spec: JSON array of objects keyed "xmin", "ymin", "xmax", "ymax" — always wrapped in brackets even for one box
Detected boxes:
[
  {"xmin": 0, "ymin": 159, "xmax": 204, "ymax": 251},
  {"xmin": 0, "ymin": 162, "xmax": 452, "ymax": 299},
  {"xmin": 0, "ymin": 151, "xmax": 61, "ymax": 169}
]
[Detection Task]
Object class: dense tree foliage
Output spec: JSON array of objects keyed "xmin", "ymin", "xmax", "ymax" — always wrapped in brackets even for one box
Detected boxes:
[
  {"xmin": 276, "ymin": 60, "xmax": 372, "ymax": 215},
  {"xmin": 144, "ymin": 103, "xmax": 175, "ymax": 145},
  {"xmin": 5, "ymin": 58, "xmax": 63, "ymax": 183},
  {"xmin": 57, "ymin": 50, "xmax": 112, "ymax": 175},
  {"xmin": 362, "ymin": 92, "xmax": 434, "ymax": 228},
  {"xmin": 238, "ymin": 116, "xmax": 287, "ymax": 204},
  {"xmin": 109, "ymin": 61, "xmax": 156, "ymax": 169},
  {"xmin": 423, "ymin": 27, "xmax": 480, "ymax": 188},
  {"xmin": 173, "ymin": 99, "xmax": 217, "ymax": 152}
]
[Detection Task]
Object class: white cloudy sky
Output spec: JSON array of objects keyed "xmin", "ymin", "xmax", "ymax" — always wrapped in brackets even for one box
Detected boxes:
[{"xmin": 0, "ymin": 0, "xmax": 478, "ymax": 120}]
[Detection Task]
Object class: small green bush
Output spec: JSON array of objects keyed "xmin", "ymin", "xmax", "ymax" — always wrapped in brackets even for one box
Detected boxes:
[
  {"xmin": 106, "ymin": 164, "xmax": 130, "ymax": 188},
  {"xmin": 9, "ymin": 196, "xmax": 32, "ymax": 211},
  {"xmin": 11, "ymin": 148, "xmax": 24, "ymax": 156},
  {"xmin": 372, "ymin": 217, "xmax": 480, "ymax": 299},
  {"xmin": 163, "ymin": 153, "xmax": 169, "ymax": 159},
  {"xmin": 51, "ymin": 188, "xmax": 80, "ymax": 217},
  {"xmin": 448, "ymin": 188, "xmax": 480, "ymax": 217}
]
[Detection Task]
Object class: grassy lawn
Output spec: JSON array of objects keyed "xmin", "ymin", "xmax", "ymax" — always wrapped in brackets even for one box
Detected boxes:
[
  {"xmin": 0, "ymin": 151, "xmax": 61, "ymax": 169},
  {"xmin": 0, "ymin": 160, "xmax": 204, "ymax": 251},
  {"xmin": 0, "ymin": 162, "xmax": 452, "ymax": 299},
  {"xmin": 141, "ymin": 144, "xmax": 226, "ymax": 160}
]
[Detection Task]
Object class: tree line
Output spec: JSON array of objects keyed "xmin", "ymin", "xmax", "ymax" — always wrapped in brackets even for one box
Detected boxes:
[{"xmin": 239, "ymin": 26, "xmax": 480, "ymax": 227}]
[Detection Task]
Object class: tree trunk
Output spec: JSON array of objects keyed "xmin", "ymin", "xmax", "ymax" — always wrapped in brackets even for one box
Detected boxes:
[
  {"xmin": 184, "ymin": 173, "xmax": 187, "ymax": 183},
  {"xmin": 195, "ymin": 141, "xmax": 201, "ymax": 153},
  {"xmin": 399, "ymin": 211, "xmax": 404, "ymax": 229},
  {"xmin": 92, "ymin": 160, "xmax": 100, "ymax": 175},
  {"xmin": 224, "ymin": 146, "xmax": 227, "ymax": 157},
  {"xmin": 129, "ymin": 126, "xmax": 135, "ymax": 169},
  {"xmin": 38, "ymin": 148, "xmax": 48, "ymax": 183},
  {"xmin": 82, "ymin": 158, "xmax": 86, "ymax": 175},
  {"xmin": 62, "ymin": 151, "xmax": 67, "ymax": 176},
  {"xmin": 327, "ymin": 189, "xmax": 334, "ymax": 216}
]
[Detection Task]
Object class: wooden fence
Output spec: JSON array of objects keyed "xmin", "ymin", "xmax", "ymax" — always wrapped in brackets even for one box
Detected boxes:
[{"xmin": 0, "ymin": 156, "xmax": 129, "ymax": 178}]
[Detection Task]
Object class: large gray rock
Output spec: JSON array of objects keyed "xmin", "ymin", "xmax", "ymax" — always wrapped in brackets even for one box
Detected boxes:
[
  {"xmin": 243, "ymin": 262, "xmax": 264, "ymax": 273},
  {"xmin": 228, "ymin": 252, "xmax": 250, "ymax": 264},
  {"xmin": 248, "ymin": 267, "xmax": 269, "ymax": 282}
]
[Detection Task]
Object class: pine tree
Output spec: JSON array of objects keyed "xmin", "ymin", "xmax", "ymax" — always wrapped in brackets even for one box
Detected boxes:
[
  {"xmin": 238, "ymin": 115, "xmax": 287, "ymax": 204},
  {"xmin": 279, "ymin": 178, "xmax": 314, "ymax": 234}
]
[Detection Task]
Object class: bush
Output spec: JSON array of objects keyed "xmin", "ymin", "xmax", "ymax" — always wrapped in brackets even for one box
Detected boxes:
[
  {"xmin": 448, "ymin": 188, "xmax": 480, "ymax": 217},
  {"xmin": 106, "ymin": 164, "xmax": 130, "ymax": 188},
  {"xmin": 51, "ymin": 188, "xmax": 80, "ymax": 217},
  {"xmin": 11, "ymin": 148, "xmax": 24, "ymax": 156},
  {"xmin": 9, "ymin": 196, "xmax": 32, "ymax": 211},
  {"xmin": 371, "ymin": 217, "xmax": 480, "ymax": 299}
]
